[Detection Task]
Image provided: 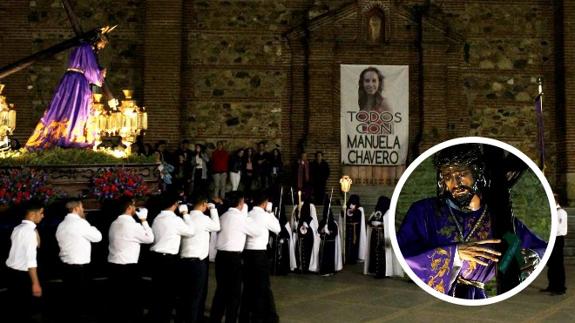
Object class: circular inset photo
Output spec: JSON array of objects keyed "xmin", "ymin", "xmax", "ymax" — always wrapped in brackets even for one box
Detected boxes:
[{"xmin": 388, "ymin": 137, "xmax": 557, "ymax": 306}]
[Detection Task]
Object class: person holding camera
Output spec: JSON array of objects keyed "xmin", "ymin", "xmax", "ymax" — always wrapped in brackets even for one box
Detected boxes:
[
  {"xmin": 210, "ymin": 191, "xmax": 263, "ymax": 323},
  {"xmin": 240, "ymin": 192, "xmax": 280, "ymax": 323},
  {"xmin": 178, "ymin": 195, "xmax": 221, "ymax": 323},
  {"xmin": 149, "ymin": 193, "xmax": 196, "ymax": 323},
  {"xmin": 107, "ymin": 196, "xmax": 154, "ymax": 322},
  {"xmin": 56, "ymin": 198, "xmax": 102, "ymax": 322}
]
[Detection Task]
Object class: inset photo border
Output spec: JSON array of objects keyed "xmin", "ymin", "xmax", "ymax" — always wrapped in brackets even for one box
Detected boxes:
[{"xmin": 388, "ymin": 137, "xmax": 557, "ymax": 306}]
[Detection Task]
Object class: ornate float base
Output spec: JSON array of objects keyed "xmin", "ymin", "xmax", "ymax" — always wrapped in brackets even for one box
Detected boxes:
[{"xmin": 1, "ymin": 163, "xmax": 159, "ymax": 210}]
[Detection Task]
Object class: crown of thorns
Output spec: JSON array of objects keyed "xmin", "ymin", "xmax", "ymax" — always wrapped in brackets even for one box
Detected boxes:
[{"xmin": 433, "ymin": 144, "xmax": 484, "ymax": 171}]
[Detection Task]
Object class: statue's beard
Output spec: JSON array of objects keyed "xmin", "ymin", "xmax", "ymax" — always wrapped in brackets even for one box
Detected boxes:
[{"xmin": 448, "ymin": 185, "xmax": 475, "ymax": 209}]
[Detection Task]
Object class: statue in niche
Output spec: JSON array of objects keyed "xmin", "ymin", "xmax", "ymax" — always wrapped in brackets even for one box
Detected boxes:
[
  {"xmin": 368, "ymin": 14, "xmax": 383, "ymax": 43},
  {"xmin": 367, "ymin": 8, "xmax": 387, "ymax": 43}
]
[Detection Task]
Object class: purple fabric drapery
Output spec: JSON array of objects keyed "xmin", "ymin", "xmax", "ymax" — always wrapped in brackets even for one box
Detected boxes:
[
  {"xmin": 397, "ymin": 198, "xmax": 547, "ymax": 299},
  {"xmin": 26, "ymin": 43, "xmax": 103, "ymax": 150}
]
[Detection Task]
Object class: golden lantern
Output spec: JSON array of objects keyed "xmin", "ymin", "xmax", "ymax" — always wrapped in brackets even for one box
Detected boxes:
[
  {"xmin": 116, "ymin": 89, "xmax": 147, "ymax": 154},
  {"xmin": 91, "ymin": 88, "xmax": 149, "ymax": 157},
  {"xmin": 339, "ymin": 175, "xmax": 353, "ymax": 193},
  {"xmin": 88, "ymin": 93, "xmax": 106, "ymax": 148},
  {"xmin": 0, "ymin": 84, "xmax": 17, "ymax": 149},
  {"xmin": 137, "ymin": 106, "xmax": 148, "ymax": 132}
]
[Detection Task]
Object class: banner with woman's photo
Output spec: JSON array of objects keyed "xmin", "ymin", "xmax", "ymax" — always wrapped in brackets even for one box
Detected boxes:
[{"xmin": 340, "ymin": 64, "xmax": 409, "ymax": 166}]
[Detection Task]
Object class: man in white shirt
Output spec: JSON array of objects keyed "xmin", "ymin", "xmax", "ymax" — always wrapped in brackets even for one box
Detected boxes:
[
  {"xmin": 210, "ymin": 191, "xmax": 263, "ymax": 323},
  {"xmin": 543, "ymin": 193, "xmax": 568, "ymax": 295},
  {"xmin": 149, "ymin": 192, "xmax": 195, "ymax": 323},
  {"xmin": 239, "ymin": 192, "xmax": 280, "ymax": 323},
  {"xmin": 55, "ymin": 198, "xmax": 102, "ymax": 322},
  {"xmin": 5, "ymin": 201, "xmax": 44, "ymax": 323},
  {"xmin": 178, "ymin": 195, "xmax": 220, "ymax": 323},
  {"xmin": 107, "ymin": 196, "xmax": 154, "ymax": 322}
]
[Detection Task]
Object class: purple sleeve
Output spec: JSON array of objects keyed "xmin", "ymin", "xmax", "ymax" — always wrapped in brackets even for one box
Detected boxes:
[
  {"xmin": 405, "ymin": 245, "xmax": 457, "ymax": 294},
  {"xmin": 68, "ymin": 44, "xmax": 103, "ymax": 86},
  {"xmin": 515, "ymin": 218, "xmax": 548, "ymax": 258},
  {"xmin": 83, "ymin": 48, "xmax": 103, "ymax": 86},
  {"xmin": 397, "ymin": 201, "xmax": 457, "ymax": 294}
]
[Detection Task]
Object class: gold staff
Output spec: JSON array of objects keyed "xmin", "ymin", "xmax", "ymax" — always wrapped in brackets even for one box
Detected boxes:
[{"xmin": 339, "ymin": 176, "xmax": 352, "ymax": 264}]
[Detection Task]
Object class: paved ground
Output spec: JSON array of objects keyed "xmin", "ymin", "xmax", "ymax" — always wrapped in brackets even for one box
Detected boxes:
[
  {"xmin": 2, "ymin": 262, "xmax": 572, "ymax": 322},
  {"xmin": 257, "ymin": 263, "xmax": 574, "ymax": 323}
]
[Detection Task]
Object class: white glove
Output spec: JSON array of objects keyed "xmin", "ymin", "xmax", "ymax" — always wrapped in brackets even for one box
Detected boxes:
[
  {"xmin": 324, "ymin": 227, "xmax": 330, "ymax": 235},
  {"xmin": 266, "ymin": 202, "xmax": 273, "ymax": 213},
  {"xmin": 178, "ymin": 204, "xmax": 189, "ymax": 214},
  {"xmin": 135, "ymin": 208, "xmax": 148, "ymax": 220},
  {"xmin": 108, "ymin": 98, "xmax": 119, "ymax": 108},
  {"xmin": 207, "ymin": 203, "xmax": 216, "ymax": 210}
]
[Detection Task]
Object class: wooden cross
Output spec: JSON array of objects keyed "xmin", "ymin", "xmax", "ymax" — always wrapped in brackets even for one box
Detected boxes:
[{"xmin": 0, "ymin": 0, "xmax": 115, "ymax": 99}]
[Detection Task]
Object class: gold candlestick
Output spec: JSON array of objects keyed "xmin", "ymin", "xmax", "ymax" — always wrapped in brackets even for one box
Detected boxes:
[{"xmin": 339, "ymin": 175, "xmax": 353, "ymax": 264}]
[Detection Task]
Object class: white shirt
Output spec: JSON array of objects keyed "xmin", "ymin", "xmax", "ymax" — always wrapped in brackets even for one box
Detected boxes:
[
  {"xmin": 56, "ymin": 213, "xmax": 102, "ymax": 265},
  {"xmin": 557, "ymin": 207, "xmax": 568, "ymax": 236},
  {"xmin": 6, "ymin": 220, "xmax": 38, "ymax": 271},
  {"xmin": 181, "ymin": 209, "xmax": 220, "ymax": 259},
  {"xmin": 245, "ymin": 207, "xmax": 280, "ymax": 250},
  {"xmin": 108, "ymin": 215, "xmax": 154, "ymax": 264},
  {"xmin": 216, "ymin": 207, "xmax": 263, "ymax": 252},
  {"xmin": 150, "ymin": 210, "xmax": 195, "ymax": 255}
]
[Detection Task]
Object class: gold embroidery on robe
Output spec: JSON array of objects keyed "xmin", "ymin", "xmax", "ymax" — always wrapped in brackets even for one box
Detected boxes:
[
  {"xmin": 26, "ymin": 119, "xmax": 70, "ymax": 148},
  {"xmin": 426, "ymin": 247, "xmax": 452, "ymax": 293}
]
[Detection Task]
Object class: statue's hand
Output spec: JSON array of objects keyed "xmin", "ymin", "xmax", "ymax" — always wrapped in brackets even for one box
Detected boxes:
[
  {"xmin": 458, "ymin": 239, "xmax": 502, "ymax": 266},
  {"xmin": 519, "ymin": 249, "xmax": 541, "ymax": 281}
]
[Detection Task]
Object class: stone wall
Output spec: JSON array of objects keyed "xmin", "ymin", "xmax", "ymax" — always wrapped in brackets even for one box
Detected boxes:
[
  {"xmin": 182, "ymin": 0, "xmax": 348, "ymax": 155},
  {"xmin": 439, "ymin": 0, "xmax": 558, "ymax": 185},
  {"xmin": 0, "ymin": 0, "xmax": 572, "ymax": 201}
]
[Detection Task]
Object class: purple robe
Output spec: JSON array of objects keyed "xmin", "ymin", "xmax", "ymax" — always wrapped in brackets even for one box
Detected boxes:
[
  {"xmin": 397, "ymin": 198, "xmax": 547, "ymax": 299},
  {"xmin": 26, "ymin": 43, "xmax": 103, "ymax": 149}
]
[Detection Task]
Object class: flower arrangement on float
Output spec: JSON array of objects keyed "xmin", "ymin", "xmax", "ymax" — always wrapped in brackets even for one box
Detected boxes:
[
  {"xmin": 91, "ymin": 167, "xmax": 149, "ymax": 201},
  {"xmin": 0, "ymin": 168, "xmax": 62, "ymax": 206}
]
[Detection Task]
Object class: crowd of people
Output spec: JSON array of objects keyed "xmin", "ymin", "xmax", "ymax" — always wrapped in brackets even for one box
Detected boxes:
[{"xmin": 134, "ymin": 139, "xmax": 331, "ymax": 205}]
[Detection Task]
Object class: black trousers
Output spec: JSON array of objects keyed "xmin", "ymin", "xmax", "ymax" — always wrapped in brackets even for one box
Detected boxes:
[
  {"xmin": 239, "ymin": 250, "xmax": 279, "ymax": 323},
  {"xmin": 210, "ymin": 251, "xmax": 242, "ymax": 323},
  {"xmin": 108, "ymin": 263, "xmax": 142, "ymax": 323},
  {"xmin": 318, "ymin": 239, "xmax": 337, "ymax": 275},
  {"xmin": 547, "ymin": 236, "xmax": 566, "ymax": 293},
  {"xmin": 192, "ymin": 169, "xmax": 207, "ymax": 197},
  {"xmin": 295, "ymin": 232, "xmax": 314, "ymax": 272},
  {"xmin": 345, "ymin": 222, "xmax": 360, "ymax": 264},
  {"xmin": 61, "ymin": 263, "xmax": 88, "ymax": 322},
  {"xmin": 150, "ymin": 253, "xmax": 179, "ymax": 323},
  {"xmin": 6, "ymin": 268, "xmax": 36, "ymax": 323},
  {"xmin": 368, "ymin": 227, "xmax": 386, "ymax": 278},
  {"xmin": 178, "ymin": 257, "xmax": 208, "ymax": 323},
  {"xmin": 199, "ymin": 258, "xmax": 210, "ymax": 322}
]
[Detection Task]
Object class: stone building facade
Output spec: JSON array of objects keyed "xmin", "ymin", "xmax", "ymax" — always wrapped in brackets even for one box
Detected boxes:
[{"xmin": 0, "ymin": 0, "xmax": 574, "ymax": 203}]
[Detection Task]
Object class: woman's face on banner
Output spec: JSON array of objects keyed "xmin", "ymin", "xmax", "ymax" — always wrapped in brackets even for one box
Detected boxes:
[{"xmin": 362, "ymin": 71, "xmax": 380, "ymax": 95}]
